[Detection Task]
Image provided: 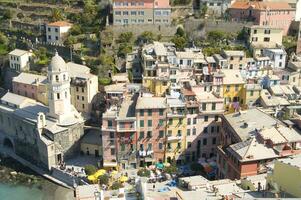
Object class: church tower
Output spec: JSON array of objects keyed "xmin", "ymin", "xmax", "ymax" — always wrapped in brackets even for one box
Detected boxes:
[{"xmin": 48, "ymin": 51, "xmax": 72, "ymax": 122}]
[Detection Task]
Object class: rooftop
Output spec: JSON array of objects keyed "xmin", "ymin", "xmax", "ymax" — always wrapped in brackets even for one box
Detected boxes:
[
  {"xmin": 221, "ymin": 69, "xmax": 245, "ymax": 85},
  {"xmin": 47, "ymin": 21, "xmax": 73, "ymax": 27},
  {"xmin": 117, "ymin": 95, "xmax": 137, "ymax": 120},
  {"xmin": 9, "ymin": 49, "xmax": 30, "ymax": 57},
  {"xmin": 230, "ymin": 1, "xmax": 294, "ymax": 11},
  {"xmin": 136, "ymin": 95, "xmax": 166, "ymax": 109},
  {"xmin": 222, "ymin": 50, "xmax": 245, "ymax": 57},
  {"xmin": 67, "ymin": 62, "xmax": 90, "ymax": 77},
  {"xmin": 224, "ymin": 108, "xmax": 278, "ymax": 141},
  {"xmin": 278, "ymin": 154, "xmax": 301, "ymax": 168},
  {"xmin": 228, "ymin": 137, "xmax": 279, "ymax": 162},
  {"xmin": 13, "ymin": 72, "xmax": 47, "ymax": 85}
]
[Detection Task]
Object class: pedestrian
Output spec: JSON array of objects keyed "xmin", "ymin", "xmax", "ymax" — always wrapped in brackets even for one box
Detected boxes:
[{"xmin": 153, "ymin": 184, "xmax": 155, "ymax": 191}]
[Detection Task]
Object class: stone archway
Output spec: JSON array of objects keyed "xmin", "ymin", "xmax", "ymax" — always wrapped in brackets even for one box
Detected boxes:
[{"xmin": 3, "ymin": 137, "xmax": 14, "ymax": 150}]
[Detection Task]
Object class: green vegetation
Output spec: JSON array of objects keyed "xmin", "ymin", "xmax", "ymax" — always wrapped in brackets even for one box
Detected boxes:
[
  {"xmin": 98, "ymin": 77, "xmax": 111, "ymax": 86},
  {"xmin": 34, "ymin": 47, "xmax": 49, "ymax": 65},
  {"xmin": 111, "ymin": 182, "xmax": 123, "ymax": 190},
  {"xmin": 98, "ymin": 174, "xmax": 109, "ymax": 185},
  {"xmin": 84, "ymin": 165, "xmax": 97, "ymax": 176},
  {"xmin": 117, "ymin": 32, "xmax": 133, "ymax": 59},
  {"xmin": 137, "ymin": 168, "xmax": 150, "ymax": 177},
  {"xmin": 171, "ymin": 27, "xmax": 188, "ymax": 50},
  {"xmin": 163, "ymin": 164, "xmax": 178, "ymax": 174},
  {"xmin": 283, "ymin": 36, "xmax": 297, "ymax": 56},
  {"xmin": 172, "ymin": 0, "xmax": 191, "ymax": 6},
  {"xmin": 136, "ymin": 31, "xmax": 155, "ymax": 45},
  {"xmin": 0, "ymin": 32, "xmax": 9, "ymax": 55}
]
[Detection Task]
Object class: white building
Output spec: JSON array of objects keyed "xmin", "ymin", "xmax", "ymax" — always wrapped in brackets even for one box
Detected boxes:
[
  {"xmin": 8, "ymin": 49, "xmax": 32, "ymax": 72},
  {"xmin": 262, "ymin": 48, "xmax": 287, "ymax": 69},
  {"xmin": 46, "ymin": 21, "xmax": 72, "ymax": 44},
  {"xmin": 199, "ymin": 0, "xmax": 233, "ymax": 16}
]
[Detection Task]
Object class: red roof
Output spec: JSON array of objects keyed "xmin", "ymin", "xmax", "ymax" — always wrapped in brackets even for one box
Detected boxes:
[
  {"xmin": 48, "ymin": 21, "xmax": 72, "ymax": 27},
  {"xmin": 230, "ymin": 1, "xmax": 294, "ymax": 11}
]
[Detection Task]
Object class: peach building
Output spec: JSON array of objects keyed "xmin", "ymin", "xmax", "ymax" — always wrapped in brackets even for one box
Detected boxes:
[
  {"xmin": 228, "ymin": 1, "xmax": 295, "ymax": 35},
  {"xmin": 113, "ymin": 0, "xmax": 171, "ymax": 25},
  {"xmin": 12, "ymin": 72, "xmax": 48, "ymax": 105}
]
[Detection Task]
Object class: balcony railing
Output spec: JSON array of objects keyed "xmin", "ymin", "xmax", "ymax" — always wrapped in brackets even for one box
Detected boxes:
[
  {"xmin": 167, "ymin": 135, "xmax": 182, "ymax": 141},
  {"xmin": 117, "ymin": 122, "xmax": 136, "ymax": 132}
]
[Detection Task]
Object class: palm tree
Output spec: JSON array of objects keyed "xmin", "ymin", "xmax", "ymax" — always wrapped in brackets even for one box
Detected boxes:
[{"xmin": 51, "ymin": 8, "xmax": 64, "ymax": 22}]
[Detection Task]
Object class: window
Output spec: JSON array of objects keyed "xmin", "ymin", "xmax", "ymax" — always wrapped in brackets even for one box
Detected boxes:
[
  {"xmin": 167, "ymin": 130, "xmax": 172, "ymax": 136},
  {"xmin": 159, "ymin": 119, "xmax": 164, "ymax": 126},
  {"xmin": 216, "ymin": 126, "xmax": 220, "ymax": 133},
  {"xmin": 77, "ymin": 95, "xmax": 79, "ymax": 100},
  {"xmin": 203, "ymin": 138, "xmax": 207, "ymax": 145},
  {"xmin": 187, "ymin": 118, "xmax": 191, "ymax": 125},
  {"xmin": 147, "ymin": 131, "xmax": 152, "ymax": 138},
  {"xmin": 121, "ymin": 144, "xmax": 125, "ymax": 151},
  {"xmin": 250, "ymin": 90, "xmax": 254, "ymax": 96},
  {"xmin": 139, "ymin": 131, "xmax": 144, "ymax": 139},
  {"xmin": 82, "ymin": 104, "xmax": 85, "ymax": 109},
  {"xmin": 48, "ymin": 27, "xmax": 51, "ymax": 32},
  {"xmin": 55, "ymin": 36, "xmax": 59, "ymax": 40},
  {"xmin": 147, "ymin": 109, "xmax": 152, "ymax": 116},
  {"xmin": 147, "ymin": 143, "xmax": 152, "ymax": 150},
  {"xmin": 159, "ymin": 109, "xmax": 164, "ymax": 116},
  {"xmin": 65, "ymin": 91, "xmax": 67, "ymax": 98},
  {"xmin": 264, "ymin": 29, "xmax": 271, "ymax": 34},
  {"xmin": 108, "ymin": 120, "xmax": 113, "ymax": 127},
  {"xmin": 76, "ymin": 87, "xmax": 79, "ymax": 92},
  {"xmin": 168, "ymin": 119, "xmax": 173, "ymax": 125},
  {"xmin": 202, "ymin": 103, "xmax": 207, "ymax": 111},
  {"xmin": 226, "ymin": 85, "xmax": 230, "ymax": 92},
  {"xmin": 211, "ymin": 126, "xmax": 214, "ymax": 133},
  {"xmin": 140, "ymin": 109, "xmax": 144, "ymax": 116},
  {"xmin": 57, "ymin": 93, "xmax": 60, "ymax": 99},
  {"xmin": 235, "ymin": 85, "xmax": 239, "ymax": 91},
  {"xmin": 177, "ymin": 130, "xmax": 182, "ymax": 136},
  {"xmin": 193, "ymin": 128, "xmax": 196, "ymax": 135},
  {"xmin": 55, "ymin": 28, "xmax": 58, "ymax": 32},
  {"xmin": 253, "ymin": 29, "xmax": 257, "ymax": 34},
  {"xmin": 252, "ymin": 37, "xmax": 258, "ymax": 42},
  {"xmin": 55, "ymin": 75, "xmax": 59, "ymax": 81},
  {"xmin": 82, "ymin": 96, "xmax": 84, "ymax": 101},
  {"xmin": 212, "ymin": 103, "xmax": 216, "ymax": 110},
  {"xmin": 159, "ymin": 130, "xmax": 164, "ymax": 138},
  {"xmin": 177, "ymin": 143, "xmax": 181, "ymax": 149},
  {"xmin": 140, "ymin": 120, "xmax": 144, "ymax": 127},
  {"xmin": 264, "ymin": 37, "xmax": 270, "ymax": 42},
  {"xmin": 167, "ymin": 143, "xmax": 171, "ymax": 150},
  {"xmin": 204, "ymin": 127, "xmax": 208, "ymax": 133},
  {"xmin": 230, "ymin": 56, "xmax": 234, "ymax": 61},
  {"xmin": 280, "ymin": 54, "xmax": 283, "ymax": 59},
  {"xmin": 159, "ymin": 143, "xmax": 163, "ymax": 150},
  {"xmin": 204, "ymin": 116, "xmax": 208, "ymax": 122},
  {"xmin": 279, "ymin": 62, "xmax": 282, "ymax": 67},
  {"xmin": 131, "ymin": 2, "xmax": 136, "ymax": 6},
  {"xmin": 212, "ymin": 137, "xmax": 216, "ymax": 145},
  {"xmin": 155, "ymin": 10, "xmax": 161, "ymax": 16},
  {"xmin": 111, "ymin": 148, "xmax": 115, "ymax": 155},
  {"xmin": 215, "ymin": 115, "xmax": 219, "ymax": 121},
  {"xmin": 187, "ymin": 142, "xmax": 192, "ymax": 148},
  {"xmin": 123, "ymin": 11, "xmax": 128, "ymax": 15},
  {"xmin": 109, "ymin": 132, "xmax": 114, "ymax": 138},
  {"xmin": 162, "ymin": 11, "xmax": 169, "ymax": 16},
  {"xmin": 193, "ymin": 118, "xmax": 196, "ymax": 124},
  {"xmin": 187, "ymin": 129, "xmax": 191, "ymax": 136},
  {"xmin": 115, "ymin": 11, "xmax": 121, "ymax": 15},
  {"xmin": 131, "ymin": 11, "xmax": 136, "ymax": 15},
  {"xmin": 148, "ymin": 120, "xmax": 152, "ymax": 127},
  {"xmin": 82, "ymin": 87, "xmax": 84, "ymax": 92}
]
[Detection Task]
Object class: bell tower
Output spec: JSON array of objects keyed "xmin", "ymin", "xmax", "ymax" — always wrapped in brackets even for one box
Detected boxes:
[{"xmin": 48, "ymin": 51, "xmax": 72, "ymax": 122}]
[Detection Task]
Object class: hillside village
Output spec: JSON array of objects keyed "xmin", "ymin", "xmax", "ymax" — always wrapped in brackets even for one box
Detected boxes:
[{"xmin": 0, "ymin": 0, "xmax": 301, "ymax": 199}]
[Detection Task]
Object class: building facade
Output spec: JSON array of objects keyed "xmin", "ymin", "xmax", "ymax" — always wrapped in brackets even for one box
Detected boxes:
[
  {"xmin": 8, "ymin": 49, "xmax": 32, "ymax": 72},
  {"xmin": 113, "ymin": 0, "xmax": 171, "ymax": 25},
  {"xmin": 46, "ymin": 21, "xmax": 72, "ymax": 44},
  {"xmin": 228, "ymin": 1, "xmax": 295, "ymax": 35}
]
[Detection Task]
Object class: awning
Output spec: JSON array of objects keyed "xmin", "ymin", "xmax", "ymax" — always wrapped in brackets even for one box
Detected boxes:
[{"xmin": 103, "ymin": 161, "xmax": 118, "ymax": 167}]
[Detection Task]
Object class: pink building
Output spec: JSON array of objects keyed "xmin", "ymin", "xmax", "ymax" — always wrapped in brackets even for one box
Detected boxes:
[
  {"xmin": 228, "ymin": 1, "xmax": 295, "ymax": 35},
  {"xmin": 12, "ymin": 72, "xmax": 48, "ymax": 105}
]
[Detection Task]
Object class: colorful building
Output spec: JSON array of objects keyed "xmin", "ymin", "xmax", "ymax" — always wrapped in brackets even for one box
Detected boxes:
[
  {"xmin": 113, "ymin": 0, "xmax": 171, "ymax": 25},
  {"xmin": 228, "ymin": 1, "xmax": 295, "ymax": 35}
]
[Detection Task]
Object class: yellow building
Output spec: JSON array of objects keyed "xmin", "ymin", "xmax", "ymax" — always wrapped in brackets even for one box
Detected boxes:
[
  {"xmin": 143, "ymin": 78, "xmax": 170, "ymax": 97},
  {"xmin": 244, "ymin": 84, "xmax": 262, "ymax": 108},
  {"xmin": 267, "ymin": 155, "xmax": 301, "ymax": 198},
  {"xmin": 221, "ymin": 69, "xmax": 246, "ymax": 113},
  {"xmin": 165, "ymin": 94, "xmax": 187, "ymax": 165}
]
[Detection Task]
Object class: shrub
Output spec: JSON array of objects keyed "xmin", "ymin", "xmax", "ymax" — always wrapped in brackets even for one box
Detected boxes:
[
  {"xmin": 111, "ymin": 181, "xmax": 123, "ymax": 190},
  {"xmin": 84, "ymin": 165, "xmax": 97, "ymax": 175},
  {"xmin": 164, "ymin": 164, "xmax": 178, "ymax": 174},
  {"xmin": 98, "ymin": 174, "xmax": 109, "ymax": 185},
  {"xmin": 137, "ymin": 168, "xmax": 150, "ymax": 177}
]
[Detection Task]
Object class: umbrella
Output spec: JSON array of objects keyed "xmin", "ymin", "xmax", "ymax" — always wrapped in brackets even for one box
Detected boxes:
[
  {"xmin": 156, "ymin": 163, "xmax": 164, "ymax": 170},
  {"xmin": 95, "ymin": 169, "xmax": 106, "ymax": 178},
  {"xmin": 111, "ymin": 170, "xmax": 118, "ymax": 176},
  {"xmin": 119, "ymin": 176, "xmax": 128, "ymax": 182},
  {"xmin": 88, "ymin": 175, "xmax": 97, "ymax": 183}
]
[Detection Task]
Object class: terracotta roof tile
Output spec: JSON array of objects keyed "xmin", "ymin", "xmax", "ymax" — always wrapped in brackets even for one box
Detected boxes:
[
  {"xmin": 230, "ymin": 1, "xmax": 294, "ymax": 11},
  {"xmin": 48, "ymin": 21, "xmax": 72, "ymax": 27}
]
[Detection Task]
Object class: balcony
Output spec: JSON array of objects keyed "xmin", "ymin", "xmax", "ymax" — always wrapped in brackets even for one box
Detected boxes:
[
  {"xmin": 117, "ymin": 123, "xmax": 136, "ymax": 132},
  {"xmin": 167, "ymin": 135, "xmax": 182, "ymax": 141},
  {"xmin": 167, "ymin": 111, "xmax": 185, "ymax": 118},
  {"xmin": 102, "ymin": 126, "xmax": 116, "ymax": 131}
]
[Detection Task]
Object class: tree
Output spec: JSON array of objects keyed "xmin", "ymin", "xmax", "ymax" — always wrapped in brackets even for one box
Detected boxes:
[
  {"xmin": 164, "ymin": 164, "xmax": 178, "ymax": 175},
  {"xmin": 64, "ymin": 35, "xmax": 77, "ymax": 47},
  {"xmin": 98, "ymin": 174, "xmax": 109, "ymax": 185},
  {"xmin": 117, "ymin": 43, "xmax": 132, "ymax": 58},
  {"xmin": 171, "ymin": 35, "xmax": 187, "ymax": 50},
  {"xmin": 69, "ymin": 24, "xmax": 82, "ymax": 36},
  {"xmin": 207, "ymin": 30, "xmax": 226, "ymax": 42},
  {"xmin": 137, "ymin": 31, "xmax": 155, "ymax": 44},
  {"xmin": 176, "ymin": 27, "xmax": 185, "ymax": 37},
  {"xmin": 117, "ymin": 32, "xmax": 133, "ymax": 44},
  {"xmin": 0, "ymin": 32, "xmax": 8, "ymax": 46},
  {"xmin": 3, "ymin": 9, "xmax": 14, "ymax": 20},
  {"xmin": 51, "ymin": 8, "xmax": 64, "ymax": 22},
  {"xmin": 111, "ymin": 182, "xmax": 123, "ymax": 190},
  {"xmin": 84, "ymin": 165, "xmax": 97, "ymax": 175}
]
